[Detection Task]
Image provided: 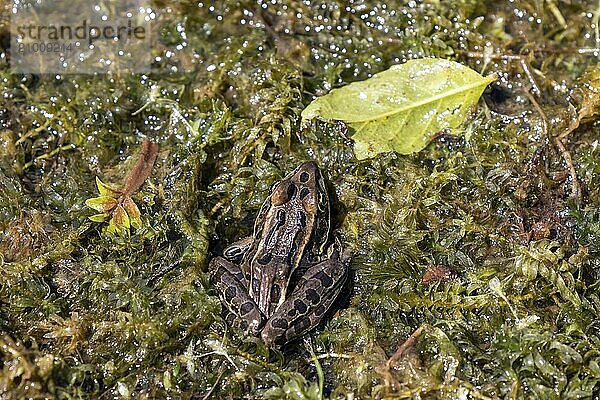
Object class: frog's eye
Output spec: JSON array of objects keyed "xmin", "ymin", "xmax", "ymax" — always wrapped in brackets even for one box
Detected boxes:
[{"xmin": 271, "ymin": 181, "xmax": 297, "ymax": 205}]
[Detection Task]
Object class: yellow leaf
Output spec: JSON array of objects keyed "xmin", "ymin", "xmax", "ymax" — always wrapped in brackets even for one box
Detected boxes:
[
  {"xmin": 107, "ymin": 218, "xmax": 119, "ymax": 234},
  {"xmin": 89, "ymin": 213, "xmax": 110, "ymax": 222},
  {"xmin": 95, "ymin": 177, "xmax": 121, "ymax": 197},
  {"xmin": 85, "ymin": 196, "xmax": 117, "ymax": 213},
  {"xmin": 302, "ymin": 58, "xmax": 495, "ymax": 158}
]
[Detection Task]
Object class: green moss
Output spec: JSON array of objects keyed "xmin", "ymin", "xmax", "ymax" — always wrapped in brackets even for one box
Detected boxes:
[{"xmin": 2, "ymin": 0, "xmax": 600, "ymax": 398}]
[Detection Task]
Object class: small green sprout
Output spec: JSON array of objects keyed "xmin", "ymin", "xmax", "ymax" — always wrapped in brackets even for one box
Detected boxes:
[
  {"xmin": 85, "ymin": 177, "xmax": 143, "ymax": 234},
  {"xmin": 85, "ymin": 139, "xmax": 159, "ymax": 234}
]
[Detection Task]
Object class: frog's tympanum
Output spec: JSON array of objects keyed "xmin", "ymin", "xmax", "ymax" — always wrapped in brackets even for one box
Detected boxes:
[{"xmin": 209, "ymin": 162, "xmax": 348, "ymax": 347}]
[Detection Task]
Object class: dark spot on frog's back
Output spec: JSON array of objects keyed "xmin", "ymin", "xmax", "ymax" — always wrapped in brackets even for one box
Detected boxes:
[
  {"xmin": 294, "ymin": 298, "xmax": 308, "ymax": 314},
  {"xmin": 276, "ymin": 209, "xmax": 286, "ymax": 225},
  {"xmin": 297, "ymin": 211, "xmax": 307, "ymax": 228},
  {"xmin": 270, "ymin": 283, "xmax": 281, "ymax": 300},
  {"xmin": 240, "ymin": 301, "xmax": 255, "ymax": 315},
  {"xmin": 295, "ymin": 317, "xmax": 310, "ymax": 332},
  {"xmin": 271, "ymin": 317, "xmax": 288, "ymax": 329},
  {"xmin": 257, "ymin": 252, "xmax": 272, "ymax": 265},
  {"xmin": 305, "ymin": 288, "xmax": 320, "ymax": 304},
  {"xmin": 225, "ymin": 286, "xmax": 237, "ymax": 302},
  {"xmin": 286, "ymin": 241, "xmax": 298, "ymax": 265},
  {"xmin": 299, "ymin": 187, "xmax": 310, "ymax": 199},
  {"xmin": 314, "ymin": 270, "xmax": 334, "ymax": 288},
  {"xmin": 299, "ymin": 171, "xmax": 310, "ymax": 183},
  {"xmin": 286, "ymin": 183, "xmax": 297, "ymax": 200}
]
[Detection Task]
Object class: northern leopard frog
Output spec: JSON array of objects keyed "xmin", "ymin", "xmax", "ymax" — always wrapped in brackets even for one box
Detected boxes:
[{"xmin": 209, "ymin": 162, "xmax": 347, "ymax": 346}]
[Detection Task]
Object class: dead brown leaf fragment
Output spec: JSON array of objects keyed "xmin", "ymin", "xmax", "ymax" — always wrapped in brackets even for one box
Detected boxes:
[
  {"xmin": 123, "ymin": 139, "xmax": 160, "ymax": 196},
  {"xmin": 85, "ymin": 139, "xmax": 159, "ymax": 234},
  {"xmin": 421, "ymin": 265, "xmax": 457, "ymax": 286}
]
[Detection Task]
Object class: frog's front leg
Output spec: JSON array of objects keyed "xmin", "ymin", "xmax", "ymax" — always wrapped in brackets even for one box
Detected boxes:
[
  {"xmin": 260, "ymin": 242, "xmax": 348, "ymax": 347},
  {"xmin": 222, "ymin": 236, "xmax": 253, "ymax": 262},
  {"xmin": 209, "ymin": 256, "xmax": 265, "ymax": 336}
]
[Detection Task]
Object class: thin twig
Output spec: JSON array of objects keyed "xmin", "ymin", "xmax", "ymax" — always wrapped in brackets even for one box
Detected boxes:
[
  {"xmin": 524, "ymin": 91, "xmax": 548, "ymax": 137},
  {"xmin": 386, "ymin": 325, "xmax": 426, "ymax": 366},
  {"xmin": 310, "ymin": 352, "xmax": 352, "ymax": 360},
  {"xmin": 556, "ymin": 103, "xmax": 581, "ymax": 140},
  {"xmin": 465, "ymin": 51, "xmax": 542, "ymax": 95},
  {"xmin": 22, "ymin": 144, "xmax": 75, "ymax": 170},
  {"xmin": 547, "ymin": 0, "xmax": 568, "ymax": 30},
  {"xmin": 577, "ymin": 48, "xmax": 600, "ymax": 54},
  {"xmin": 465, "ymin": 48, "xmax": 600, "ymax": 57},
  {"xmin": 524, "ymin": 90, "xmax": 581, "ymax": 203},
  {"xmin": 553, "ymin": 137, "xmax": 582, "ymax": 202},
  {"xmin": 519, "ymin": 58, "xmax": 541, "ymax": 95},
  {"xmin": 201, "ymin": 366, "xmax": 226, "ymax": 400},
  {"xmin": 304, "ymin": 340, "xmax": 325, "ymax": 399},
  {"xmin": 15, "ymin": 119, "xmax": 51, "ymax": 146},
  {"xmin": 376, "ymin": 325, "xmax": 426, "ymax": 392},
  {"xmin": 594, "ymin": 0, "xmax": 600, "ymax": 44}
]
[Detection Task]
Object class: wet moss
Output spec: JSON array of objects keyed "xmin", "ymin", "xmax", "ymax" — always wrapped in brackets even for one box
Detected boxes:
[{"xmin": 2, "ymin": 0, "xmax": 600, "ymax": 398}]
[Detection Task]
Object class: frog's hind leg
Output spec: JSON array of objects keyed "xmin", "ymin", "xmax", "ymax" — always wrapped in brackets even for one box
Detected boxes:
[
  {"xmin": 209, "ymin": 257, "xmax": 265, "ymax": 336},
  {"xmin": 261, "ymin": 243, "xmax": 349, "ymax": 347}
]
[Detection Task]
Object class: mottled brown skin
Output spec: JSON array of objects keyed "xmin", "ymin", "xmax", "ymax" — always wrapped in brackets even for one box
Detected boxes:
[{"xmin": 209, "ymin": 162, "xmax": 347, "ymax": 346}]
